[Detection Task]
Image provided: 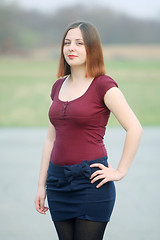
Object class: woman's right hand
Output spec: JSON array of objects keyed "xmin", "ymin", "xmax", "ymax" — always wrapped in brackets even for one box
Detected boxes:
[{"xmin": 35, "ymin": 186, "xmax": 49, "ymax": 214}]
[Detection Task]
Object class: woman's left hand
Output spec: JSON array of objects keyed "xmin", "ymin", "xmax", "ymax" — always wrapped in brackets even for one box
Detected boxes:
[{"xmin": 90, "ymin": 162, "xmax": 124, "ymax": 188}]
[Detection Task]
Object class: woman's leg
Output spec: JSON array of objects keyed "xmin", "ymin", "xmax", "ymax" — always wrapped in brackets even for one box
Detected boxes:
[
  {"xmin": 74, "ymin": 218, "xmax": 108, "ymax": 240},
  {"xmin": 54, "ymin": 218, "xmax": 75, "ymax": 240}
]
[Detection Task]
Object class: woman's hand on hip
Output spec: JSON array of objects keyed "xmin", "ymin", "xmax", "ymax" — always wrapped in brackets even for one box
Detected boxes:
[
  {"xmin": 35, "ymin": 186, "xmax": 49, "ymax": 214},
  {"xmin": 90, "ymin": 162, "xmax": 124, "ymax": 188}
]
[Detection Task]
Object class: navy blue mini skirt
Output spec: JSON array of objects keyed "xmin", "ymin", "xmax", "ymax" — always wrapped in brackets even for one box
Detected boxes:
[{"xmin": 46, "ymin": 156, "xmax": 116, "ymax": 222}]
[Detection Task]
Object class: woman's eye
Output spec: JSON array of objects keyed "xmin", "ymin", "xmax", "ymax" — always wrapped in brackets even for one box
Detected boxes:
[
  {"xmin": 64, "ymin": 42, "xmax": 84, "ymax": 46},
  {"xmin": 77, "ymin": 42, "xmax": 83, "ymax": 45},
  {"xmin": 64, "ymin": 42, "xmax": 70, "ymax": 45}
]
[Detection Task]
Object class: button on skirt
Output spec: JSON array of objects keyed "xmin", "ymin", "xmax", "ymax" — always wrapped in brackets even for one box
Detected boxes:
[{"xmin": 46, "ymin": 156, "xmax": 116, "ymax": 222}]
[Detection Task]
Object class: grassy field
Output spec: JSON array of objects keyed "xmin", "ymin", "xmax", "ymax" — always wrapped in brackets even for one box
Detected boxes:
[{"xmin": 0, "ymin": 54, "xmax": 160, "ymax": 126}]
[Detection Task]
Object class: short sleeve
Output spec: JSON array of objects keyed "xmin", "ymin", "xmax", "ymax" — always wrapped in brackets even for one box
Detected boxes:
[
  {"xmin": 50, "ymin": 79, "xmax": 62, "ymax": 100},
  {"xmin": 97, "ymin": 75, "xmax": 118, "ymax": 100},
  {"xmin": 50, "ymin": 82, "xmax": 57, "ymax": 100}
]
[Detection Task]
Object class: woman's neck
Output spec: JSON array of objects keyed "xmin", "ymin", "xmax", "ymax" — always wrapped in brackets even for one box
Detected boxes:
[{"xmin": 70, "ymin": 65, "xmax": 89, "ymax": 83}]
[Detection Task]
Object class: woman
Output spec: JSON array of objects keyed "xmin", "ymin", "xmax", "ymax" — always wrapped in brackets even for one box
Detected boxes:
[{"xmin": 35, "ymin": 22, "xmax": 142, "ymax": 240}]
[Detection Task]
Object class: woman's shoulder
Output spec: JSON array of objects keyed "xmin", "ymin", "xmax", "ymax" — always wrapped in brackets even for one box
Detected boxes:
[
  {"xmin": 50, "ymin": 77, "xmax": 66, "ymax": 100},
  {"xmin": 52, "ymin": 76, "xmax": 66, "ymax": 87},
  {"xmin": 95, "ymin": 75, "xmax": 118, "ymax": 99},
  {"xmin": 95, "ymin": 75, "xmax": 118, "ymax": 87},
  {"xmin": 96, "ymin": 75, "xmax": 118, "ymax": 88},
  {"xmin": 51, "ymin": 76, "xmax": 67, "ymax": 91}
]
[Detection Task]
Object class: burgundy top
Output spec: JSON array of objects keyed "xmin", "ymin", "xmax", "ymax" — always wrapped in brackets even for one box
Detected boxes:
[{"xmin": 49, "ymin": 75, "xmax": 118, "ymax": 166}]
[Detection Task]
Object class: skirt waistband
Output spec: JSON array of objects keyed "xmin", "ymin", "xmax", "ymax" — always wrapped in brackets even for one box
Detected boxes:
[{"xmin": 47, "ymin": 156, "xmax": 108, "ymax": 179}]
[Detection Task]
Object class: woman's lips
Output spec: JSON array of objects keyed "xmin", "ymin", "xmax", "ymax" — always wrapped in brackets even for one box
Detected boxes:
[{"xmin": 68, "ymin": 55, "xmax": 77, "ymax": 59}]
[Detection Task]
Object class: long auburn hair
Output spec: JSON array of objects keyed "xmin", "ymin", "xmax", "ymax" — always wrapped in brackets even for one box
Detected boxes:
[{"xmin": 57, "ymin": 22, "xmax": 106, "ymax": 78}]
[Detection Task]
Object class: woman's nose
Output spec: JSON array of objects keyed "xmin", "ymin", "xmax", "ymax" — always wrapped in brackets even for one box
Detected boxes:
[{"xmin": 69, "ymin": 43, "xmax": 76, "ymax": 51}]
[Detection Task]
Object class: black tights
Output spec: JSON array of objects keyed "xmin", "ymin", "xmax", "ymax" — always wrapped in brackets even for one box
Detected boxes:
[{"xmin": 54, "ymin": 218, "xmax": 108, "ymax": 240}]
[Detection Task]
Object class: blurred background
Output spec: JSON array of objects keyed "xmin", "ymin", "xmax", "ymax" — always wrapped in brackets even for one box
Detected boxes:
[
  {"xmin": 0, "ymin": 0, "xmax": 160, "ymax": 126},
  {"xmin": 0, "ymin": 0, "xmax": 160, "ymax": 239}
]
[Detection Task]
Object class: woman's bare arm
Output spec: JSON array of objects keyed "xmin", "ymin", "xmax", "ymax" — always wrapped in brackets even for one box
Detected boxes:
[
  {"xmin": 35, "ymin": 121, "xmax": 56, "ymax": 214},
  {"xmin": 90, "ymin": 87, "xmax": 143, "ymax": 187}
]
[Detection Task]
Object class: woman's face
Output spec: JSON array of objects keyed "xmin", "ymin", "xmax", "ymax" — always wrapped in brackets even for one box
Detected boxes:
[{"xmin": 63, "ymin": 28, "xmax": 87, "ymax": 67}]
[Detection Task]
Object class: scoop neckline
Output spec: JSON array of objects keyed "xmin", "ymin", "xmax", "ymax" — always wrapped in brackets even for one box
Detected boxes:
[{"xmin": 57, "ymin": 75, "xmax": 97, "ymax": 103}]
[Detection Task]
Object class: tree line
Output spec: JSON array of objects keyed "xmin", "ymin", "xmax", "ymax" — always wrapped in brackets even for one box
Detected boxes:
[{"xmin": 0, "ymin": 0, "xmax": 160, "ymax": 53}]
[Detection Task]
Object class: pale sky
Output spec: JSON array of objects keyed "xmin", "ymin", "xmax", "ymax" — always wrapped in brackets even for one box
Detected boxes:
[{"xmin": 6, "ymin": 0, "xmax": 160, "ymax": 20}]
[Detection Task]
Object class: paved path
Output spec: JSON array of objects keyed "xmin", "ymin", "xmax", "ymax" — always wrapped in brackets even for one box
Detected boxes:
[{"xmin": 0, "ymin": 127, "xmax": 160, "ymax": 240}]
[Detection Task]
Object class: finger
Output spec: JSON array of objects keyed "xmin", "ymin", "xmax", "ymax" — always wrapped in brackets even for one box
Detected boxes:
[
  {"xmin": 43, "ymin": 207, "xmax": 49, "ymax": 213},
  {"xmin": 90, "ymin": 163, "xmax": 105, "ymax": 169},
  {"xmin": 90, "ymin": 170, "xmax": 102, "ymax": 179},
  {"xmin": 91, "ymin": 174, "xmax": 105, "ymax": 184},
  {"xmin": 35, "ymin": 197, "xmax": 47, "ymax": 214},
  {"xmin": 96, "ymin": 178, "xmax": 108, "ymax": 188},
  {"xmin": 40, "ymin": 206, "xmax": 49, "ymax": 214},
  {"xmin": 35, "ymin": 199, "xmax": 44, "ymax": 214}
]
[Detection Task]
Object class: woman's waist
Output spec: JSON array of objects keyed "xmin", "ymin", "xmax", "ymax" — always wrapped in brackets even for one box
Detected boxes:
[{"xmin": 50, "ymin": 145, "xmax": 107, "ymax": 166}]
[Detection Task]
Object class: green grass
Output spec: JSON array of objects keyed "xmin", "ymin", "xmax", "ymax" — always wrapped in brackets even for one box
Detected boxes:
[
  {"xmin": 0, "ymin": 58, "xmax": 160, "ymax": 126},
  {"xmin": 105, "ymin": 59, "xmax": 160, "ymax": 126}
]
